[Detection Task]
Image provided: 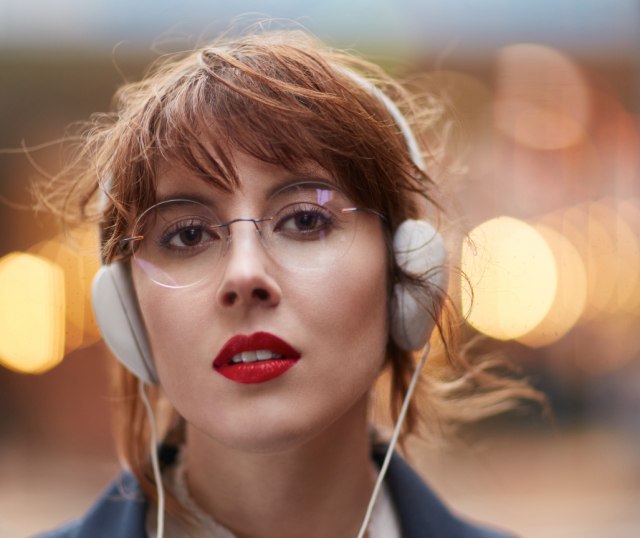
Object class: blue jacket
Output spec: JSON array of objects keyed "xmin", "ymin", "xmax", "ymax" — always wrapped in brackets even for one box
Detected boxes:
[{"xmin": 36, "ymin": 448, "xmax": 513, "ymax": 538}]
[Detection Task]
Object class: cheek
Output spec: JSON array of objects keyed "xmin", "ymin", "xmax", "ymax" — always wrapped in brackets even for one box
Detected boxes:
[
  {"xmin": 292, "ymin": 265, "xmax": 387, "ymax": 341},
  {"xmin": 131, "ymin": 272, "xmax": 211, "ymax": 382},
  {"xmin": 288, "ymin": 236, "xmax": 390, "ymax": 375}
]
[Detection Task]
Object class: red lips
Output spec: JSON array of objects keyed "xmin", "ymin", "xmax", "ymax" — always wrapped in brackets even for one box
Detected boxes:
[{"xmin": 213, "ymin": 332, "xmax": 301, "ymax": 384}]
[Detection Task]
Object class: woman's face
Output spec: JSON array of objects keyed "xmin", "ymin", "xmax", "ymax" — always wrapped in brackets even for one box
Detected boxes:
[{"xmin": 132, "ymin": 150, "xmax": 389, "ymax": 453}]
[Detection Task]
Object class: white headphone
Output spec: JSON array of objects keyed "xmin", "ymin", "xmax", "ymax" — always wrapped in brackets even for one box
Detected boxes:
[{"xmin": 91, "ymin": 69, "xmax": 448, "ymax": 386}]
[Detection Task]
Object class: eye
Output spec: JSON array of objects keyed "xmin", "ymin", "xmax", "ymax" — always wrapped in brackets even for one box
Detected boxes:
[
  {"xmin": 274, "ymin": 203, "xmax": 335, "ymax": 238},
  {"xmin": 172, "ymin": 226, "xmax": 205, "ymax": 247},
  {"xmin": 160, "ymin": 219, "xmax": 222, "ymax": 250}
]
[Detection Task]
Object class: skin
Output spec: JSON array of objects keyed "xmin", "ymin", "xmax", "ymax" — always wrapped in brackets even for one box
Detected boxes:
[{"xmin": 133, "ymin": 150, "xmax": 389, "ymax": 537}]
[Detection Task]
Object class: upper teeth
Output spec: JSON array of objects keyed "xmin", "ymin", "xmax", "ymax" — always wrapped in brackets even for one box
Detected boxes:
[{"xmin": 230, "ymin": 350, "xmax": 284, "ymax": 364}]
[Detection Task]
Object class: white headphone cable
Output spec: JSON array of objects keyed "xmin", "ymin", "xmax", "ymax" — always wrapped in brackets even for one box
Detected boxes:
[
  {"xmin": 139, "ymin": 379, "xmax": 166, "ymax": 538},
  {"xmin": 356, "ymin": 343, "xmax": 430, "ymax": 538}
]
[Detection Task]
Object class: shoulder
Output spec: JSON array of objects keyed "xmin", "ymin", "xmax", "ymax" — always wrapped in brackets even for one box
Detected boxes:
[
  {"xmin": 33, "ymin": 472, "xmax": 148, "ymax": 538},
  {"xmin": 373, "ymin": 445, "xmax": 515, "ymax": 538}
]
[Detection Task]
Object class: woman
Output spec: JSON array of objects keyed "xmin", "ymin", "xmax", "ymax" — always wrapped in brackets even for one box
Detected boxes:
[{"xmin": 37, "ymin": 29, "xmax": 529, "ymax": 538}]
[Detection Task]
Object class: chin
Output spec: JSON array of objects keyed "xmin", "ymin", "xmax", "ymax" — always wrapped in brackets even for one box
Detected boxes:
[{"xmin": 188, "ymin": 394, "xmax": 369, "ymax": 455}]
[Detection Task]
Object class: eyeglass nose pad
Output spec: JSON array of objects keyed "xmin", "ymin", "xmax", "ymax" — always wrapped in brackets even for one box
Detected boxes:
[{"xmin": 250, "ymin": 219, "xmax": 264, "ymax": 237}]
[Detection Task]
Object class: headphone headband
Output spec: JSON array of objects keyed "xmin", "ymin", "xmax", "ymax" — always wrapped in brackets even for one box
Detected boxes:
[{"xmin": 338, "ymin": 68, "xmax": 425, "ymax": 170}]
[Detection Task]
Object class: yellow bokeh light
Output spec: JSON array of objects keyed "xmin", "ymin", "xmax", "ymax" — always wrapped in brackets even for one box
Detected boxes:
[
  {"xmin": 602, "ymin": 199, "xmax": 640, "ymax": 314},
  {"xmin": 563, "ymin": 200, "xmax": 640, "ymax": 319},
  {"xmin": 517, "ymin": 225, "xmax": 587, "ymax": 347},
  {"xmin": 30, "ymin": 226, "xmax": 102, "ymax": 354},
  {"xmin": 615, "ymin": 198, "xmax": 640, "ymax": 313},
  {"xmin": 461, "ymin": 216, "xmax": 557, "ymax": 340},
  {"xmin": 0, "ymin": 252, "xmax": 65, "ymax": 373},
  {"xmin": 584, "ymin": 204, "xmax": 618, "ymax": 315},
  {"xmin": 31, "ymin": 238, "xmax": 84, "ymax": 353}
]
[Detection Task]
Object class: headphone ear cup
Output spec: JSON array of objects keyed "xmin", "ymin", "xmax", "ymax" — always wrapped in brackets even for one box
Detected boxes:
[
  {"xmin": 390, "ymin": 220, "xmax": 448, "ymax": 351},
  {"xmin": 92, "ymin": 262, "xmax": 158, "ymax": 384}
]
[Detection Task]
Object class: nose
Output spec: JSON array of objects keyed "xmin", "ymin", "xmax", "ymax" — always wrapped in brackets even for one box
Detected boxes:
[{"xmin": 215, "ymin": 221, "xmax": 282, "ymax": 308}]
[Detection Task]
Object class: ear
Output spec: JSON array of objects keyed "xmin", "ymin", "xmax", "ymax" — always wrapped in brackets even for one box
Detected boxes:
[
  {"xmin": 92, "ymin": 262, "xmax": 158, "ymax": 384},
  {"xmin": 390, "ymin": 219, "xmax": 448, "ymax": 351}
]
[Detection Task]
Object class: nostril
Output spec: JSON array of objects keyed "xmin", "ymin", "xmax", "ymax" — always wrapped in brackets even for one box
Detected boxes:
[
  {"xmin": 253, "ymin": 288, "xmax": 270, "ymax": 301},
  {"xmin": 221, "ymin": 288, "xmax": 270, "ymax": 306},
  {"xmin": 223, "ymin": 291, "xmax": 238, "ymax": 306}
]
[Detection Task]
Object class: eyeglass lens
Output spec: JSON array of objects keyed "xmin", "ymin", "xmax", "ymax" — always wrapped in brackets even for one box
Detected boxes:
[{"xmin": 130, "ymin": 187, "xmax": 364, "ymax": 288}]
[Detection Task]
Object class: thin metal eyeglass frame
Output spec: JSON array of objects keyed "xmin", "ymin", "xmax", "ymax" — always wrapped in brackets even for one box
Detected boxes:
[{"xmin": 117, "ymin": 202, "xmax": 386, "ymax": 253}]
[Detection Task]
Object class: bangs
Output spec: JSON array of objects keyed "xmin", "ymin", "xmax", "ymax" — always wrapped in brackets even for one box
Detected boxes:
[
  {"xmin": 144, "ymin": 39, "xmax": 408, "ymax": 208},
  {"xmin": 153, "ymin": 71, "xmax": 331, "ymax": 193}
]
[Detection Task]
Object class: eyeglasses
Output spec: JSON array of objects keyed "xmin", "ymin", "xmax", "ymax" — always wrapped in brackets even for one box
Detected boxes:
[{"xmin": 119, "ymin": 187, "xmax": 384, "ymax": 288}]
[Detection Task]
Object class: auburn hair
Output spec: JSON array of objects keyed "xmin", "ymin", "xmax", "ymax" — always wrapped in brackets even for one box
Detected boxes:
[{"xmin": 38, "ymin": 29, "xmax": 543, "ymax": 514}]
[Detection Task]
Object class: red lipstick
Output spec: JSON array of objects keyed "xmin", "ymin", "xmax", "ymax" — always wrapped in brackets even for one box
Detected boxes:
[{"xmin": 213, "ymin": 332, "xmax": 301, "ymax": 384}]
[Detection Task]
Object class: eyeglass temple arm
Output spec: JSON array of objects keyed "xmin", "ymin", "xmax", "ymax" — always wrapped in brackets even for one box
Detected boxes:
[
  {"xmin": 341, "ymin": 207, "xmax": 387, "ymax": 221},
  {"xmin": 118, "ymin": 235, "xmax": 144, "ymax": 251}
]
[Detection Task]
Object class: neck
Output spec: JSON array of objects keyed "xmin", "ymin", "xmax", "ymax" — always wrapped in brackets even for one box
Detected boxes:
[{"xmin": 183, "ymin": 396, "xmax": 376, "ymax": 538}]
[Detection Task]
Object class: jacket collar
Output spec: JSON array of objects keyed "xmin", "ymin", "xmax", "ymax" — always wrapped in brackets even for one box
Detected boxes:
[
  {"xmin": 50, "ymin": 446, "xmax": 509, "ymax": 538},
  {"xmin": 372, "ymin": 444, "xmax": 512, "ymax": 538}
]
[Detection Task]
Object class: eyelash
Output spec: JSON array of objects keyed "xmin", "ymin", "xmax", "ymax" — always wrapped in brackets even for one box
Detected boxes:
[
  {"xmin": 158, "ymin": 218, "xmax": 217, "ymax": 251},
  {"xmin": 283, "ymin": 207, "xmax": 350, "ymax": 247}
]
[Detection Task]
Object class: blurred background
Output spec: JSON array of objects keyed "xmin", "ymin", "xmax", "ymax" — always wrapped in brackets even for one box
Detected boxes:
[{"xmin": 1, "ymin": 1, "xmax": 639, "ymax": 536}]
